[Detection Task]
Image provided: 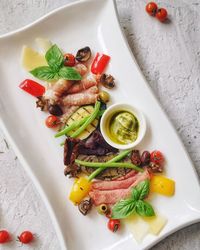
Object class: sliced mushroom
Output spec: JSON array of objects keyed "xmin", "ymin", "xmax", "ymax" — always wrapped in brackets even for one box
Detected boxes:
[
  {"xmin": 78, "ymin": 198, "xmax": 93, "ymax": 215},
  {"xmin": 76, "ymin": 46, "xmax": 91, "ymax": 62},
  {"xmin": 100, "ymin": 74, "xmax": 115, "ymax": 89}
]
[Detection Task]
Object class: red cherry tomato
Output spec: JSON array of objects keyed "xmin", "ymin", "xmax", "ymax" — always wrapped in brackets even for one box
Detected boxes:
[
  {"xmin": 107, "ymin": 219, "xmax": 120, "ymax": 232},
  {"xmin": 18, "ymin": 231, "xmax": 34, "ymax": 244},
  {"xmin": 150, "ymin": 150, "xmax": 164, "ymax": 165},
  {"xmin": 19, "ymin": 79, "xmax": 45, "ymax": 97},
  {"xmin": 45, "ymin": 115, "xmax": 60, "ymax": 128},
  {"xmin": 145, "ymin": 2, "xmax": 158, "ymax": 16},
  {"xmin": 0, "ymin": 230, "xmax": 10, "ymax": 244},
  {"xmin": 156, "ymin": 8, "xmax": 168, "ymax": 22},
  {"xmin": 64, "ymin": 53, "xmax": 76, "ymax": 67},
  {"xmin": 91, "ymin": 53, "xmax": 110, "ymax": 75}
]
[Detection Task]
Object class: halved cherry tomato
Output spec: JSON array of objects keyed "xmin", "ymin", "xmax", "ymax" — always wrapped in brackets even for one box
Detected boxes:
[
  {"xmin": 0, "ymin": 230, "xmax": 10, "ymax": 244},
  {"xmin": 18, "ymin": 231, "xmax": 34, "ymax": 244},
  {"xmin": 19, "ymin": 79, "xmax": 45, "ymax": 97},
  {"xmin": 64, "ymin": 53, "xmax": 76, "ymax": 67},
  {"xmin": 107, "ymin": 219, "xmax": 120, "ymax": 232},
  {"xmin": 145, "ymin": 2, "xmax": 158, "ymax": 16},
  {"xmin": 155, "ymin": 8, "xmax": 168, "ymax": 22},
  {"xmin": 91, "ymin": 53, "xmax": 110, "ymax": 75},
  {"xmin": 150, "ymin": 150, "xmax": 164, "ymax": 165},
  {"xmin": 45, "ymin": 115, "xmax": 60, "ymax": 128}
]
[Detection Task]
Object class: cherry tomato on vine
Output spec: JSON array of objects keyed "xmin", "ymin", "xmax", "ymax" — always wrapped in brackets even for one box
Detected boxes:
[
  {"xmin": 150, "ymin": 150, "xmax": 164, "ymax": 165},
  {"xmin": 107, "ymin": 219, "xmax": 120, "ymax": 232},
  {"xmin": 45, "ymin": 115, "xmax": 60, "ymax": 128},
  {"xmin": 145, "ymin": 2, "xmax": 158, "ymax": 16},
  {"xmin": 0, "ymin": 230, "xmax": 10, "ymax": 244},
  {"xmin": 18, "ymin": 231, "xmax": 34, "ymax": 244},
  {"xmin": 156, "ymin": 8, "xmax": 168, "ymax": 22},
  {"xmin": 64, "ymin": 53, "xmax": 76, "ymax": 67}
]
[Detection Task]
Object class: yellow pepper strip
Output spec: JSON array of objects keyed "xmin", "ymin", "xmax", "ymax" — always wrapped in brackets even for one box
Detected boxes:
[
  {"xmin": 69, "ymin": 177, "xmax": 92, "ymax": 204},
  {"xmin": 150, "ymin": 175, "xmax": 175, "ymax": 196}
]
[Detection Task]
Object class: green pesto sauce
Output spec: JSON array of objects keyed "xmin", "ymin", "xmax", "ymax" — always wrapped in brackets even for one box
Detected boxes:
[{"xmin": 108, "ymin": 111, "xmax": 139, "ymax": 145}]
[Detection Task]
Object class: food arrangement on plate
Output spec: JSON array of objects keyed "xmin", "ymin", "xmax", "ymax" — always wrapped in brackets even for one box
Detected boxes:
[{"xmin": 19, "ymin": 38, "xmax": 175, "ymax": 242}]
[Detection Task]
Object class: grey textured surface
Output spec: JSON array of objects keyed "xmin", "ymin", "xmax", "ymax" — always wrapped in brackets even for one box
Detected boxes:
[{"xmin": 0, "ymin": 0, "xmax": 199, "ymax": 249}]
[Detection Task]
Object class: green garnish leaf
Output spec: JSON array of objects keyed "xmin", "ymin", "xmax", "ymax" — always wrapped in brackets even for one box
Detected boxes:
[
  {"xmin": 45, "ymin": 44, "xmax": 64, "ymax": 71},
  {"xmin": 59, "ymin": 67, "xmax": 82, "ymax": 80},
  {"xmin": 132, "ymin": 180, "xmax": 150, "ymax": 200},
  {"xmin": 30, "ymin": 44, "xmax": 82, "ymax": 82},
  {"xmin": 112, "ymin": 199, "xmax": 136, "ymax": 219},
  {"xmin": 30, "ymin": 66, "xmax": 59, "ymax": 81},
  {"xmin": 111, "ymin": 179, "xmax": 155, "ymax": 219},
  {"xmin": 135, "ymin": 200, "xmax": 155, "ymax": 217}
]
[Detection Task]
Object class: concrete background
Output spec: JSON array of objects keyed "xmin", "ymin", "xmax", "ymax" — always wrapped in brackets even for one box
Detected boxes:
[{"xmin": 0, "ymin": 0, "xmax": 199, "ymax": 249}]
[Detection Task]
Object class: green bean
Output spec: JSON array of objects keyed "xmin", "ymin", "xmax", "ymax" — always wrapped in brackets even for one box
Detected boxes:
[
  {"xmin": 87, "ymin": 149, "xmax": 132, "ymax": 181},
  {"xmin": 75, "ymin": 160, "xmax": 143, "ymax": 172},
  {"xmin": 55, "ymin": 116, "xmax": 89, "ymax": 138},
  {"xmin": 71, "ymin": 101, "xmax": 101, "ymax": 138}
]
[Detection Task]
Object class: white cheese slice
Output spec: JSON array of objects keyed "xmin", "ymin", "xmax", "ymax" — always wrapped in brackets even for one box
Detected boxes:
[
  {"xmin": 124, "ymin": 215, "xmax": 149, "ymax": 243},
  {"xmin": 143, "ymin": 215, "xmax": 168, "ymax": 235},
  {"xmin": 21, "ymin": 46, "xmax": 48, "ymax": 71},
  {"xmin": 35, "ymin": 38, "xmax": 52, "ymax": 53}
]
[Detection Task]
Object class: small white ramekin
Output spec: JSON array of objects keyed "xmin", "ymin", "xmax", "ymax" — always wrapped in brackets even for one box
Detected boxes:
[{"xmin": 100, "ymin": 103, "xmax": 146, "ymax": 150}]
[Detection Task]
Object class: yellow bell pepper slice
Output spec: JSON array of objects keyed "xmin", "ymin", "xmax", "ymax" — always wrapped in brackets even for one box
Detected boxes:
[
  {"xmin": 69, "ymin": 177, "xmax": 91, "ymax": 204},
  {"xmin": 150, "ymin": 175, "xmax": 175, "ymax": 196}
]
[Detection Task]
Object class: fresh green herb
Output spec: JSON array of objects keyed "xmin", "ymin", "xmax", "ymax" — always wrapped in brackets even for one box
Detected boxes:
[
  {"xmin": 30, "ymin": 66, "xmax": 59, "ymax": 81},
  {"xmin": 88, "ymin": 149, "xmax": 132, "ymax": 181},
  {"xmin": 111, "ymin": 199, "xmax": 136, "ymax": 219},
  {"xmin": 75, "ymin": 160, "xmax": 143, "ymax": 172},
  {"xmin": 45, "ymin": 44, "xmax": 63, "ymax": 71},
  {"xmin": 30, "ymin": 44, "xmax": 81, "ymax": 81},
  {"xmin": 59, "ymin": 67, "xmax": 82, "ymax": 81},
  {"xmin": 135, "ymin": 200, "xmax": 155, "ymax": 217},
  {"xmin": 70, "ymin": 101, "xmax": 101, "ymax": 138},
  {"xmin": 112, "ymin": 180, "xmax": 155, "ymax": 219}
]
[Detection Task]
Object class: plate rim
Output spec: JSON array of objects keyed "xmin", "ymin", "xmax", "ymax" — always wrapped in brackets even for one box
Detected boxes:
[{"xmin": 0, "ymin": 0, "xmax": 200, "ymax": 249}]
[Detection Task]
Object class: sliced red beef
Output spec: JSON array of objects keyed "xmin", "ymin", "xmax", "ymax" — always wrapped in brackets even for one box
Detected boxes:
[
  {"xmin": 89, "ymin": 169, "xmax": 150, "ymax": 205},
  {"xmin": 92, "ymin": 171, "xmax": 138, "ymax": 190}
]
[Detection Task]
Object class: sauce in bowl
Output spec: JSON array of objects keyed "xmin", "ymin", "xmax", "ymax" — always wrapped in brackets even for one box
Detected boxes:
[
  {"xmin": 100, "ymin": 103, "xmax": 146, "ymax": 150},
  {"xmin": 107, "ymin": 111, "xmax": 139, "ymax": 145}
]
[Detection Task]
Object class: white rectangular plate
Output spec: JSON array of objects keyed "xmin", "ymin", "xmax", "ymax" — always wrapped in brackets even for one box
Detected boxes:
[{"xmin": 0, "ymin": 0, "xmax": 200, "ymax": 249}]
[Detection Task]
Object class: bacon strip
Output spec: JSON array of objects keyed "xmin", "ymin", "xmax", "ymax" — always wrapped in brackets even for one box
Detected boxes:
[
  {"xmin": 62, "ymin": 86, "xmax": 99, "ymax": 106},
  {"xmin": 89, "ymin": 170, "xmax": 150, "ymax": 205},
  {"xmin": 68, "ymin": 78, "xmax": 97, "ymax": 94},
  {"xmin": 73, "ymin": 63, "xmax": 88, "ymax": 76}
]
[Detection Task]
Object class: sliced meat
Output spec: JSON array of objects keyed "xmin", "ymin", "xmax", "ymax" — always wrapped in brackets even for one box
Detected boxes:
[
  {"xmin": 89, "ymin": 188, "xmax": 130, "ymax": 206},
  {"xmin": 44, "ymin": 79, "xmax": 74, "ymax": 103},
  {"xmin": 91, "ymin": 171, "xmax": 138, "ymax": 190},
  {"xmin": 116, "ymin": 170, "xmax": 137, "ymax": 181},
  {"xmin": 74, "ymin": 63, "xmax": 88, "ymax": 76},
  {"xmin": 68, "ymin": 77, "xmax": 97, "ymax": 94},
  {"xmin": 62, "ymin": 87, "xmax": 99, "ymax": 106},
  {"xmin": 89, "ymin": 170, "xmax": 150, "ymax": 205}
]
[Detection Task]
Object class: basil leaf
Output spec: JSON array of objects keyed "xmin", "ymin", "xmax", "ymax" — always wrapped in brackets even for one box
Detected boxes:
[
  {"xmin": 134, "ymin": 180, "xmax": 150, "ymax": 200},
  {"xmin": 135, "ymin": 200, "xmax": 155, "ymax": 217},
  {"xmin": 112, "ymin": 199, "xmax": 136, "ymax": 219},
  {"xmin": 45, "ymin": 44, "xmax": 63, "ymax": 71},
  {"xmin": 131, "ymin": 188, "xmax": 140, "ymax": 201},
  {"xmin": 59, "ymin": 67, "xmax": 82, "ymax": 80},
  {"xmin": 30, "ymin": 66, "xmax": 59, "ymax": 81}
]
